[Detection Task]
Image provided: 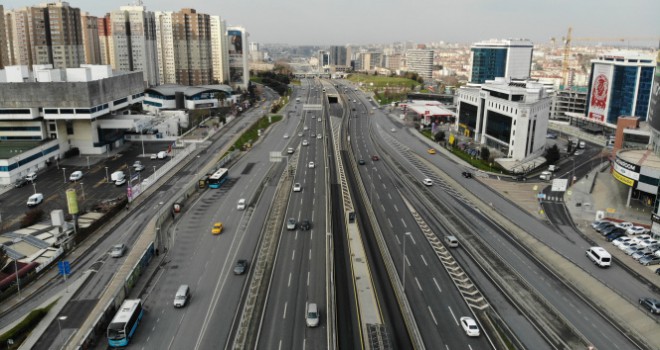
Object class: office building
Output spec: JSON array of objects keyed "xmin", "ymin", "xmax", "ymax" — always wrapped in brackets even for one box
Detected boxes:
[
  {"xmin": 4, "ymin": 2, "xmax": 84, "ymax": 69},
  {"xmin": 456, "ymin": 78, "xmax": 551, "ymax": 161},
  {"xmin": 0, "ymin": 5, "xmax": 8, "ymax": 68},
  {"xmin": 469, "ymin": 39, "xmax": 533, "ymax": 84},
  {"xmin": 585, "ymin": 52, "xmax": 655, "ymax": 126},
  {"xmin": 0, "ymin": 64, "xmax": 144, "ymax": 184},
  {"xmin": 330, "ymin": 46, "xmax": 347, "ymax": 67},
  {"xmin": 551, "ymin": 88, "xmax": 587, "ymax": 120},
  {"xmin": 227, "ymin": 26, "xmax": 249, "ymax": 89},
  {"xmin": 110, "ymin": 6, "xmax": 159, "ymax": 86},
  {"xmin": 81, "ymin": 12, "xmax": 101, "ymax": 64},
  {"xmin": 407, "ymin": 49, "xmax": 433, "ymax": 82},
  {"xmin": 210, "ymin": 16, "xmax": 229, "ymax": 84}
]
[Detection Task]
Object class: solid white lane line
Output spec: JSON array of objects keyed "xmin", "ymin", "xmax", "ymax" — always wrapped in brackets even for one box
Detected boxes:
[
  {"xmin": 401, "ymin": 218, "xmax": 407, "ymax": 228},
  {"xmin": 283, "ymin": 302, "xmax": 288, "ymax": 319},
  {"xmin": 393, "ymin": 204, "xmax": 398, "ymax": 212},
  {"xmin": 428, "ymin": 306, "xmax": 438, "ymax": 325},
  {"xmin": 288, "ymin": 273, "xmax": 292, "ymax": 287},
  {"xmin": 420, "ymin": 255, "xmax": 428, "ymax": 266},
  {"xmin": 292, "ymin": 250, "xmax": 296, "ymax": 261},
  {"xmin": 410, "ymin": 234, "xmax": 417, "ymax": 245},
  {"xmin": 448, "ymin": 306, "xmax": 458, "ymax": 325},
  {"xmin": 405, "ymin": 255, "xmax": 411, "ymax": 267},
  {"xmin": 307, "ymin": 272, "xmax": 310, "ymax": 286},
  {"xmin": 415, "ymin": 277, "xmax": 423, "ymax": 291},
  {"xmin": 388, "ymin": 218, "xmax": 393, "ymax": 227}
]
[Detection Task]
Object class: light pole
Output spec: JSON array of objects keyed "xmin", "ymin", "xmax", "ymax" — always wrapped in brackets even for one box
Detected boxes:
[
  {"xmin": 139, "ymin": 126, "xmax": 145, "ymax": 157},
  {"xmin": 105, "ymin": 167, "xmax": 109, "ymax": 183},
  {"xmin": 370, "ymin": 167, "xmax": 377, "ymax": 203},
  {"xmin": 13, "ymin": 238, "xmax": 21, "ymax": 300},
  {"xmin": 62, "ymin": 168, "xmax": 67, "ymax": 184},
  {"xmin": 57, "ymin": 316, "xmax": 67, "ymax": 344},
  {"xmin": 79, "ymin": 182, "xmax": 85, "ymax": 201},
  {"xmin": 571, "ymin": 158, "xmax": 576, "ymax": 186},
  {"xmin": 402, "ymin": 232, "xmax": 411, "ymax": 292},
  {"xmin": 32, "ymin": 182, "xmax": 37, "ymax": 194},
  {"xmin": 153, "ymin": 166, "xmax": 157, "ymax": 177},
  {"xmin": 86, "ymin": 156, "xmax": 90, "ymax": 169}
]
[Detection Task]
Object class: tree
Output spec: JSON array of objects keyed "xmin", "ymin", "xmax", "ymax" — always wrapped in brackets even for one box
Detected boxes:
[
  {"xmin": 434, "ymin": 131, "xmax": 446, "ymax": 143},
  {"xmin": 545, "ymin": 144, "xmax": 561, "ymax": 164},
  {"xmin": 480, "ymin": 146, "xmax": 490, "ymax": 162}
]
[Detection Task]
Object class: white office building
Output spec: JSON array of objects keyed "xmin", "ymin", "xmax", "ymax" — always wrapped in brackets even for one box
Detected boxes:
[
  {"xmin": 456, "ymin": 78, "xmax": 552, "ymax": 162},
  {"xmin": 406, "ymin": 49, "xmax": 433, "ymax": 82},
  {"xmin": 210, "ymin": 16, "xmax": 230, "ymax": 84}
]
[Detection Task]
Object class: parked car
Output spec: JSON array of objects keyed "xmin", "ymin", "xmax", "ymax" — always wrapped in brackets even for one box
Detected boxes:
[
  {"xmin": 460, "ymin": 317, "xmax": 480, "ymax": 337},
  {"xmin": 618, "ymin": 242, "xmax": 638, "ymax": 251},
  {"xmin": 612, "ymin": 237, "xmax": 632, "ymax": 248},
  {"xmin": 631, "ymin": 250, "xmax": 653, "ymax": 261},
  {"xmin": 591, "ymin": 220, "xmax": 611, "ymax": 229},
  {"xmin": 69, "ymin": 171, "xmax": 83, "ymax": 181},
  {"xmin": 606, "ymin": 231, "xmax": 626, "ymax": 242},
  {"xmin": 640, "ymin": 256, "xmax": 660, "ymax": 266},
  {"xmin": 626, "ymin": 226, "xmax": 647, "ymax": 235},
  {"xmin": 601, "ymin": 226, "xmax": 623, "ymax": 236},
  {"xmin": 639, "ymin": 239, "xmax": 658, "ymax": 248},
  {"xmin": 616, "ymin": 222, "xmax": 634, "ymax": 230},
  {"xmin": 595, "ymin": 221, "xmax": 615, "ymax": 232},
  {"xmin": 25, "ymin": 172, "xmax": 37, "ymax": 182},
  {"xmin": 625, "ymin": 246, "xmax": 645, "ymax": 256},
  {"xmin": 233, "ymin": 259, "xmax": 249, "ymax": 275},
  {"xmin": 109, "ymin": 244, "xmax": 127, "ymax": 258},
  {"xmin": 639, "ymin": 298, "xmax": 660, "ymax": 314}
]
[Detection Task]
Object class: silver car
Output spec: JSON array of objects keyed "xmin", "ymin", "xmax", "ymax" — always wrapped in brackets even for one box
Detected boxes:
[{"xmin": 109, "ymin": 244, "xmax": 127, "ymax": 258}]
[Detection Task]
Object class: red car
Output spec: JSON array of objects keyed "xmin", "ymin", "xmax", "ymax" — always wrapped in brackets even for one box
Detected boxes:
[{"xmin": 371, "ymin": 155, "xmax": 379, "ymax": 161}]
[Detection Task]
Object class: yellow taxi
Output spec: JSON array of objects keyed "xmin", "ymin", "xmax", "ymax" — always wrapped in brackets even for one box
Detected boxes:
[
  {"xmin": 427, "ymin": 148, "xmax": 437, "ymax": 154},
  {"xmin": 211, "ymin": 222, "xmax": 223, "ymax": 235}
]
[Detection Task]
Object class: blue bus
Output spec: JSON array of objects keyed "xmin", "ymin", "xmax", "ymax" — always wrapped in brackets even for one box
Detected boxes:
[
  {"xmin": 208, "ymin": 168, "xmax": 229, "ymax": 189},
  {"xmin": 107, "ymin": 299, "xmax": 144, "ymax": 347}
]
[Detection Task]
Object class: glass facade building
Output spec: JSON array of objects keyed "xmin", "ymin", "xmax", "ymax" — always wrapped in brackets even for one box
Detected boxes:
[
  {"xmin": 471, "ymin": 48, "xmax": 507, "ymax": 84},
  {"xmin": 469, "ymin": 39, "xmax": 533, "ymax": 85}
]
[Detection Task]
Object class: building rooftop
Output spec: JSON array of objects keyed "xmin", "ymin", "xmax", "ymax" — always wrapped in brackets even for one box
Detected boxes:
[
  {"xmin": 0, "ymin": 141, "xmax": 45, "ymax": 160},
  {"xmin": 147, "ymin": 84, "xmax": 233, "ymax": 97},
  {"xmin": 618, "ymin": 149, "xmax": 660, "ymax": 169}
]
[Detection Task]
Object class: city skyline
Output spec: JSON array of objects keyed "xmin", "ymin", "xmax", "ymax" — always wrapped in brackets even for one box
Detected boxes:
[{"xmin": 3, "ymin": 0, "xmax": 659, "ymax": 46}]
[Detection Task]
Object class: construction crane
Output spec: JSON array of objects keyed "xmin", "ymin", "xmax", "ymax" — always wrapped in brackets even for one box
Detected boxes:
[{"xmin": 556, "ymin": 27, "xmax": 659, "ymax": 89}]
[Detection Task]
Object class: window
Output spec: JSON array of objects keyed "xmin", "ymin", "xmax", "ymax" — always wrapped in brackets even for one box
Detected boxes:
[{"xmin": 66, "ymin": 121, "xmax": 74, "ymax": 135}]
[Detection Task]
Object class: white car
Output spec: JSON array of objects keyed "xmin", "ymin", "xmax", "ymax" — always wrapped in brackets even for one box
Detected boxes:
[
  {"xmin": 460, "ymin": 316, "xmax": 480, "ymax": 337},
  {"xmin": 303, "ymin": 126, "xmax": 309, "ymax": 131},
  {"xmin": 616, "ymin": 222, "xmax": 633, "ymax": 230},
  {"xmin": 134, "ymin": 164, "xmax": 145, "ymax": 172},
  {"xmin": 422, "ymin": 178, "xmax": 433, "ymax": 186},
  {"xmin": 391, "ymin": 128, "xmax": 396, "ymax": 132},
  {"xmin": 626, "ymin": 226, "xmax": 647, "ymax": 235},
  {"xmin": 69, "ymin": 171, "xmax": 83, "ymax": 181},
  {"xmin": 237, "ymin": 198, "xmax": 246, "ymax": 210},
  {"xmin": 298, "ymin": 132, "xmax": 303, "ymax": 137},
  {"xmin": 639, "ymin": 239, "xmax": 658, "ymax": 248},
  {"xmin": 109, "ymin": 244, "xmax": 127, "ymax": 258},
  {"xmin": 302, "ymin": 140, "xmax": 309, "ymax": 146},
  {"xmin": 287, "ymin": 147, "xmax": 294, "ymax": 154},
  {"xmin": 283, "ymin": 134, "xmax": 289, "ymax": 139},
  {"xmin": 308, "ymin": 162, "xmax": 315, "ymax": 169},
  {"xmin": 150, "ymin": 153, "xmax": 158, "ymax": 160},
  {"xmin": 317, "ymin": 134, "xmax": 322, "ymax": 139},
  {"xmin": 612, "ymin": 237, "xmax": 632, "ymax": 248},
  {"xmin": 539, "ymin": 171, "xmax": 552, "ymax": 180},
  {"xmin": 618, "ymin": 242, "xmax": 637, "ymax": 251},
  {"xmin": 293, "ymin": 183, "xmax": 302, "ymax": 192}
]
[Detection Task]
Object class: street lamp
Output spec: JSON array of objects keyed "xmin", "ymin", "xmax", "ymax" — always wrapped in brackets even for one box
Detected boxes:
[
  {"xmin": 105, "ymin": 167, "xmax": 109, "ymax": 183},
  {"xmin": 57, "ymin": 316, "xmax": 67, "ymax": 344},
  {"xmin": 153, "ymin": 166, "xmax": 157, "ymax": 177},
  {"xmin": 79, "ymin": 182, "xmax": 85, "ymax": 201},
  {"xmin": 402, "ymin": 232, "xmax": 411, "ymax": 292},
  {"xmin": 32, "ymin": 182, "xmax": 37, "ymax": 194},
  {"xmin": 62, "ymin": 168, "xmax": 67, "ymax": 184},
  {"xmin": 139, "ymin": 126, "xmax": 146, "ymax": 157},
  {"xmin": 571, "ymin": 158, "xmax": 576, "ymax": 186},
  {"xmin": 370, "ymin": 167, "xmax": 377, "ymax": 203},
  {"xmin": 86, "ymin": 156, "xmax": 90, "ymax": 169}
]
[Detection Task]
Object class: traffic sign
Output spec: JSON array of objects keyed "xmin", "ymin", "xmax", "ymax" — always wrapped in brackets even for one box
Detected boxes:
[{"xmin": 57, "ymin": 261, "xmax": 71, "ymax": 276}]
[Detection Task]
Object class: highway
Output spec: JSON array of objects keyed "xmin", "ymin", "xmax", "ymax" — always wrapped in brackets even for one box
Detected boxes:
[
  {"xmin": 256, "ymin": 79, "xmax": 329, "ymax": 349},
  {"xmin": 352, "ymin": 83, "xmax": 648, "ymax": 350}
]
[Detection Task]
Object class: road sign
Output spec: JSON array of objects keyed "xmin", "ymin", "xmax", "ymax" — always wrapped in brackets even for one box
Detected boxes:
[
  {"xmin": 537, "ymin": 193, "xmax": 546, "ymax": 199},
  {"xmin": 58, "ymin": 261, "xmax": 71, "ymax": 276},
  {"xmin": 551, "ymin": 179, "xmax": 568, "ymax": 192}
]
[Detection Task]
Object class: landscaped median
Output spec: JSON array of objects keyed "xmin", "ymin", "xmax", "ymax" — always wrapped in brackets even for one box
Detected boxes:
[
  {"xmin": 0, "ymin": 300, "xmax": 56, "ymax": 349},
  {"xmin": 231, "ymin": 115, "xmax": 283, "ymax": 151}
]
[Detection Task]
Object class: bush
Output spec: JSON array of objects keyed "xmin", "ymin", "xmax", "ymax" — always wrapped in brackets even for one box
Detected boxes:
[{"xmin": 20, "ymin": 209, "xmax": 45, "ymax": 228}]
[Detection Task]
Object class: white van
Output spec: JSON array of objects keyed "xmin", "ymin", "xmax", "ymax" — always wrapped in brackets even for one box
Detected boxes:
[
  {"xmin": 25, "ymin": 172, "xmax": 37, "ymax": 182},
  {"xmin": 586, "ymin": 246, "xmax": 612, "ymax": 267},
  {"xmin": 445, "ymin": 235, "xmax": 459, "ymax": 248},
  {"xmin": 27, "ymin": 193, "xmax": 44, "ymax": 207},
  {"xmin": 157, "ymin": 151, "xmax": 168, "ymax": 159},
  {"xmin": 540, "ymin": 171, "xmax": 552, "ymax": 180},
  {"xmin": 173, "ymin": 284, "xmax": 190, "ymax": 308},
  {"xmin": 237, "ymin": 198, "xmax": 246, "ymax": 210}
]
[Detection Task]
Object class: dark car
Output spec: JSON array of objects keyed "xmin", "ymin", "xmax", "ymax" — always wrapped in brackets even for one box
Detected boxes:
[
  {"xmin": 595, "ymin": 222, "xmax": 616, "ymax": 233},
  {"xmin": 14, "ymin": 178, "xmax": 28, "ymax": 188},
  {"xmin": 655, "ymin": 267, "xmax": 660, "ymax": 275},
  {"xmin": 515, "ymin": 175, "xmax": 527, "ymax": 181},
  {"xmin": 371, "ymin": 155, "xmax": 379, "ymax": 161},
  {"xmin": 300, "ymin": 220, "xmax": 311, "ymax": 231},
  {"xmin": 233, "ymin": 259, "xmax": 249, "ymax": 275},
  {"xmin": 601, "ymin": 225, "xmax": 622, "ymax": 236},
  {"xmin": 639, "ymin": 297, "xmax": 660, "ymax": 314},
  {"xmin": 605, "ymin": 230, "xmax": 626, "ymax": 242},
  {"xmin": 358, "ymin": 159, "xmax": 366, "ymax": 165},
  {"xmin": 461, "ymin": 171, "xmax": 472, "ymax": 179}
]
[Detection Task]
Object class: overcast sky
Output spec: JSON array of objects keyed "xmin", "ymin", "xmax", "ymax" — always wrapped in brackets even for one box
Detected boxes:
[{"xmin": 3, "ymin": 0, "xmax": 659, "ymax": 46}]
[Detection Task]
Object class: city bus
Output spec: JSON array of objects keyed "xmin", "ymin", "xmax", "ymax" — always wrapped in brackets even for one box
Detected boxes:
[
  {"xmin": 208, "ymin": 168, "xmax": 229, "ymax": 189},
  {"xmin": 107, "ymin": 299, "xmax": 144, "ymax": 347}
]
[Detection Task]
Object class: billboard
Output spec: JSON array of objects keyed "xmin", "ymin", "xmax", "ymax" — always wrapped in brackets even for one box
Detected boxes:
[
  {"xmin": 588, "ymin": 63, "xmax": 613, "ymax": 122},
  {"xmin": 228, "ymin": 30, "xmax": 243, "ymax": 55},
  {"xmin": 647, "ymin": 58, "xmax": 660, "ymax": 131}
]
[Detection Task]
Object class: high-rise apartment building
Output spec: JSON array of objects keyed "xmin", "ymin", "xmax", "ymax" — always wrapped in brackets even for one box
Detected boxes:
[
  {"xmin": 469, "ymin": 39, "xmax": 533, "ymax": 84},
  {"xmin": 406, "ymin": 49, "xmax": 433, "ymax": 82},
  {"xmin": 81, "ymin": 12, "xmax": 101, "ymax": 64},
  {"xmin": 210, "ymin": 16, "xmax": 229, "ymax": 84},
  {"xmin": 385, "ymin": 53, "xmax": 402, "ymax": 71},
  {"xmin": 110, "ymin": 6, "xmax": 159, "ymax": 86},
  {"xmin": 0, "ymin": 5, "xmax": 8, "ymax": 68},
  {"xmin": 97, "ymin": 15, "xmax": 113, "ymax": 66},
  {"xmin": 227, "ymin": 26, "xmax": 249, "ymax": 88},
  {"xmin": 155, "ymin": 9, "xmax": 212, "ymax": 86},
  {"xmin": 586, "ymin": 52, "xmax": 655, "ymax": 126},
  {"xmin": 4, "ymin": 2, "xmax": 84, "ymax": 69}
]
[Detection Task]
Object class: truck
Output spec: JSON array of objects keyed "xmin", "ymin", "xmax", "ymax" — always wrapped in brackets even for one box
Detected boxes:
[
  {"xmin": 110, "ymin": 171, "xmax": 125, "ymax": 185},
  {"xmin": 548, "ymin": 164, "xmax": 559, "ymax": 172}
]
